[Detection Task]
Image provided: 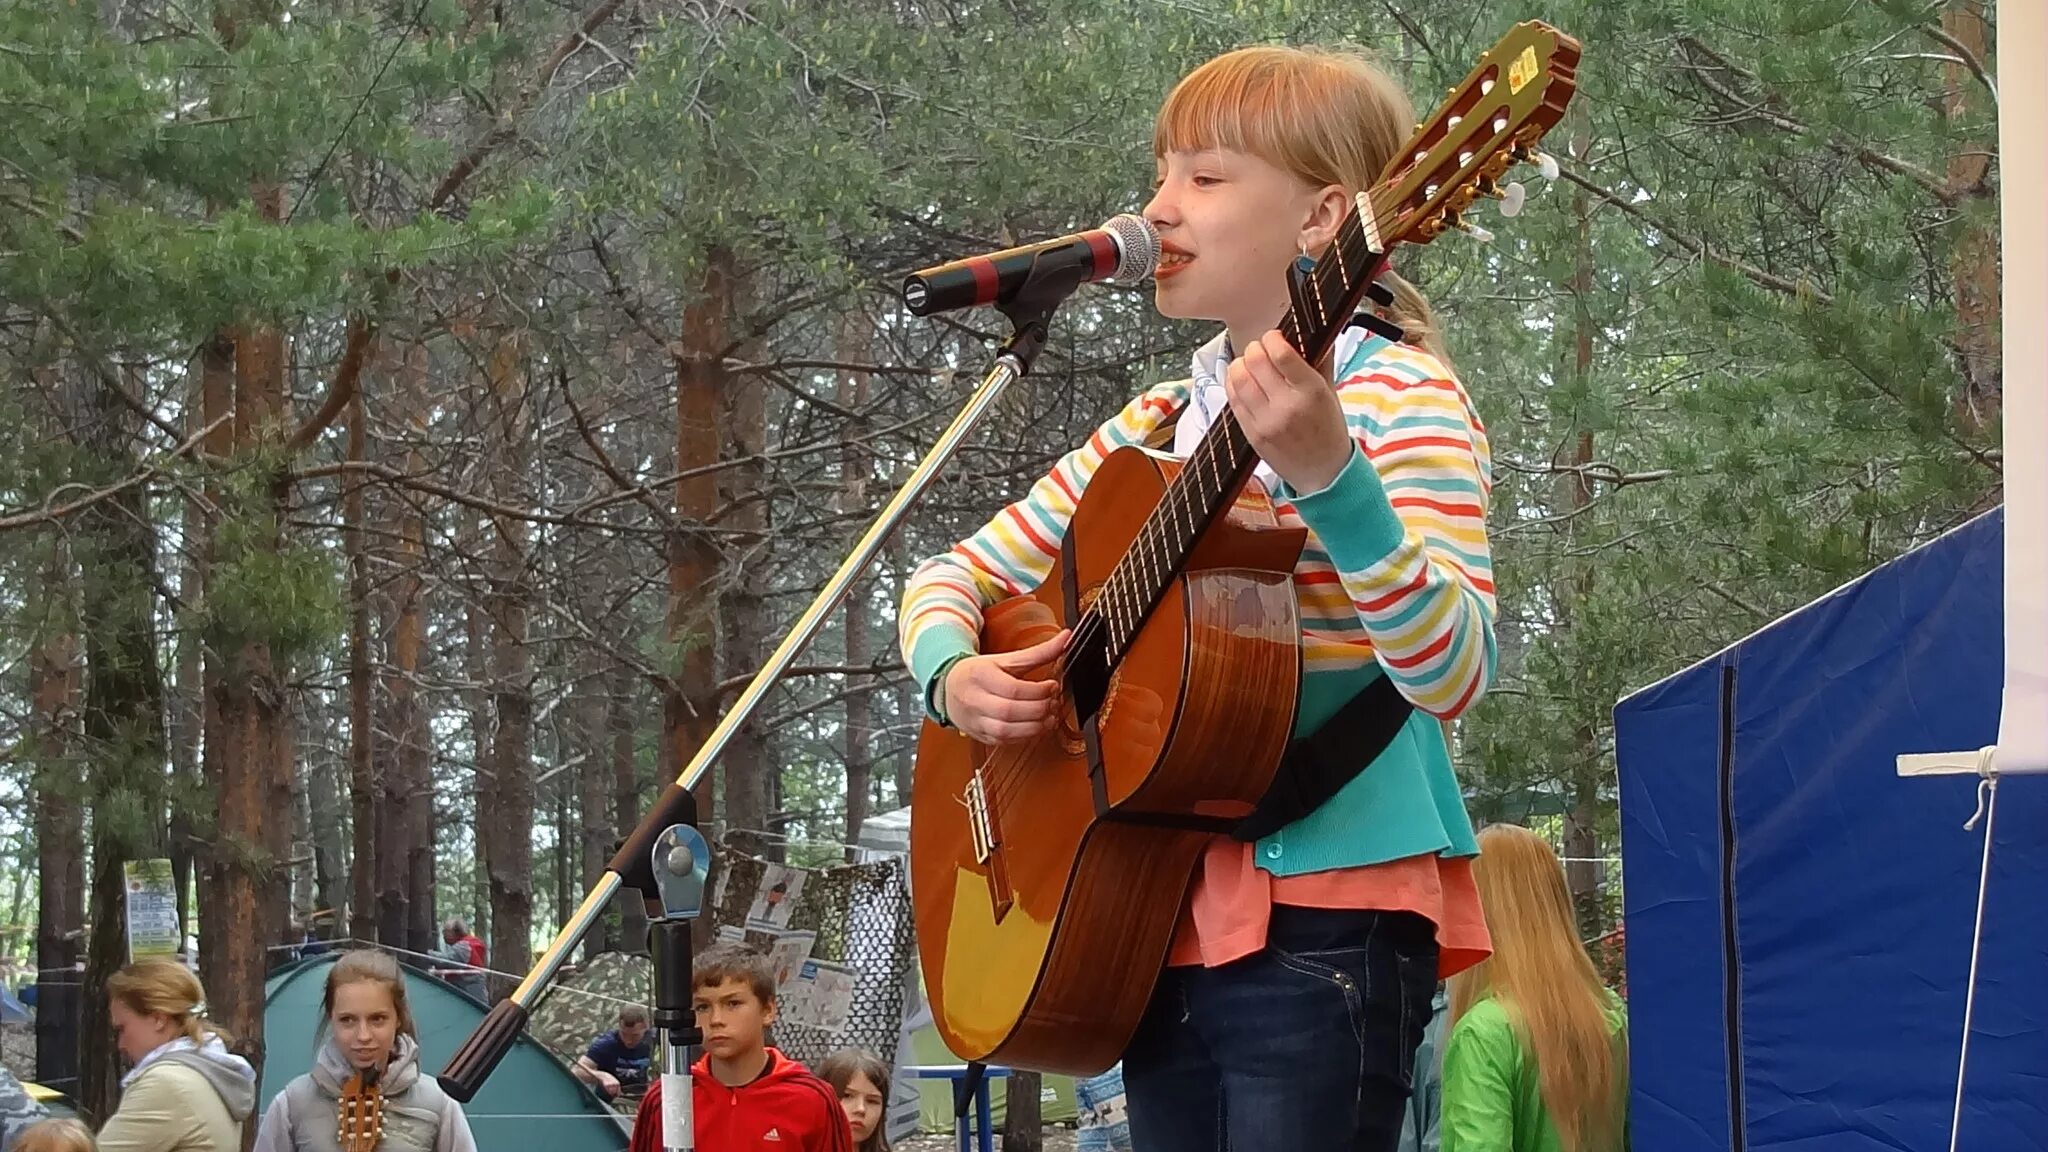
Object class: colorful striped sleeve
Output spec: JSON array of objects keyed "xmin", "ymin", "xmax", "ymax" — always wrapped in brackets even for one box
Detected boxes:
[
  {"xmin": 898, "ymin": 381, "xmax": 1185, "ymax": 712},
  {"xmin": 1282, "ymin": 347, "xmax": 1497, "ymax": 718}
]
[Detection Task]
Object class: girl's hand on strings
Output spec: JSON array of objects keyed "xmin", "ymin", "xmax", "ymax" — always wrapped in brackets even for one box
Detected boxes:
[{"xmin": 942, "ymin": 630, "xmax": 1070, "ymax": 745}]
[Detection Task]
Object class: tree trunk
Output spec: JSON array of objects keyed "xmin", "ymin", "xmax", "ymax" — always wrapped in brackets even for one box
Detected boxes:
[
  {"xmin": 1002, "ymin": 1071, "xmax": 1043, "ymax": 1152},
  {"xmin": 305, "ymin": 722, "xmax": 348, "ymax": 933},
  {"xmin": 578, "ymin": 656, "xmax": 612, "ymax": 960},
  {"xmin": 837, "ymin": 336, "xmax": 876, "ymax": 857},
  {"xmin": 77, "ymin": 372, "xmax": 171, "ymax": 1123},
  {"xmin": 611, "ymin": 667, "xmax": 648, "ymax": 953},
  {"xmin": 1942, "ymin": 0, "xmax": 1999, "ymax": 435},
  {"xmin": 394, "ymin": 342, "xmax": 436, "ymax": 954},
  {"xmin": 375, "ymin": 622, "xmax": 410, "ymax": 948},
  {"xmin": 719, "ymin": 333, "xmax": 772, "ymax": 845},
  {"xmin": 668, "ymin": 251, "xmax": 735, "ymax": 850},
  {"xmin": 346, "ymin": 365, "xmax": 381, "ymax": 943},
  {"xmin": 465, "ymin": 597, "xmax": 492, "ymax": 944},
  {"xmin": 169, "ymin": 411, "xmax": 203, "ymax": 939},
  {"xmin": 204, "ymin": 182, "xmax": 295, "ymax": 1094},
  {"xmin": 484, "ymin": 331, "xmax": 535, "ymax": 991},
  {"xmin": 30, "ymin": 531, "xmax": 83, "ymax": 1093},
  {"xmin": 889, "ymin": 528, "xmax": 917, "ymax": 809},
  {"xmin": 1557, "ymin": 121, "xmax": 1605, "ymax": 932},
  {"xmin": 556, "ymin": 783, "xmax": 574, "ymax": 937}
]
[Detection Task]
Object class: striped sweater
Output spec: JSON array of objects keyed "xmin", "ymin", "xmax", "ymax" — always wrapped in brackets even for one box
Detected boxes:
[{"xmin": 901, "ymin": 331, "xmax": 1497, "ymax": 721}]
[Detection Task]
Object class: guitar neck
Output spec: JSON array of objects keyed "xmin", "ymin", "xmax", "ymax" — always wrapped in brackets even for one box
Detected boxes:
[{"xmin": 1090, "ymin": 206, "xmax": 1390, "ymax": 665}]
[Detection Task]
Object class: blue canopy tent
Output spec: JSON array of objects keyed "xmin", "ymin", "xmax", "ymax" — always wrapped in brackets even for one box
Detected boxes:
[{"xmin": 1615, "ymin": 508, "xmax": 2048, "ymax": 1151}]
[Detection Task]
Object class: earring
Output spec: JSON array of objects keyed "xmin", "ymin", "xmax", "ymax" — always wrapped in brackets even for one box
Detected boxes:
[{"xmin": 1294, "ymin": 241, "xmax": 1316, "ymax": 276}]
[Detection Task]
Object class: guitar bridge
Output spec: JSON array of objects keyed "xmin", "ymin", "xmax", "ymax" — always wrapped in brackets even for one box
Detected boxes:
[
  {"xmin": 964, "ymin": 772, "xmax": 995, "ymax": 863},
  {"xmin": 958, "ymin": 769, "xmax": 1013, "ymax": 921}
]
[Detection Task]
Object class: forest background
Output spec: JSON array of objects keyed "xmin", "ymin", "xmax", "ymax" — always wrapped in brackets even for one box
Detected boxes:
[{"xmin": 0, "ymin": 0, "xmax": 2001, "ymax": 1128}]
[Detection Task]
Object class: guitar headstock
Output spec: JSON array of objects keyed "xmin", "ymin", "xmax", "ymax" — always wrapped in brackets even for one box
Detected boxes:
[
  {"xmin": 1365, "ymin": 20, "xmax": 1580, "ymax": 247},
  {"xmin": 337, "ymin": 1073, "xmax": 386, "ymax": 1152},
  {"xmin": 1277, "ymin": 21, "xmax": 1580, "ymax": 368}
]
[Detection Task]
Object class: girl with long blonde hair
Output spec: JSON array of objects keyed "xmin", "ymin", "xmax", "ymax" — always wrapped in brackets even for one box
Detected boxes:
[
  {"xmin": 1444, "ymin": 825, "xmax": 1628, "ymax": 1152},
  {"xmin": 897, "ymin": 43, "xmax": 1497, "ymax": 1151}
]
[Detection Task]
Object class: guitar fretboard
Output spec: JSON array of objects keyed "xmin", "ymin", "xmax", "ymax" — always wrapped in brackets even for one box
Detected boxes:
[{"xmin": 1083, "ymin": 195, "xmax": 1391, "ymax": 667}]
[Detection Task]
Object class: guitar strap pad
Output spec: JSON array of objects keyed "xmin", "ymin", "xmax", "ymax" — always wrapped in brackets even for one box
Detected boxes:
[{"xmin": 1230, "ymin": 671, "xmax": 1413, "ymax": 842}]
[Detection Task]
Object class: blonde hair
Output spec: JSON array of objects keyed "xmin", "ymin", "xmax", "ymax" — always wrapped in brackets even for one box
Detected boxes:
[
  {"xmin": 1155, "ymin": 44, "xmax": 1453, "ymax": 369},
  {"xmin": 106, "ymin": 959, "xmax": 228, "ymax": 1049},
  {"xmin": 319, "ymin": 950, "xmax": 419, "ymax": 1043},
  {"xmin": 11, "ymin": 1118, "xmax": 96, "ymax": 1152},
  {"xmin": 1450, "ymin": 825, "xmax": 1626, "ymax": 1152}
]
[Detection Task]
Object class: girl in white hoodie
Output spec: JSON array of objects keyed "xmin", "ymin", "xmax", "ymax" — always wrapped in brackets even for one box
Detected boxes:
[
  {"xmin": 98, "ymin": 960, "xmax": 257, "ymax": 1152},
  {"xmin": 252, "ymin": 951, "xmax": 476, "ymax": 1152}
]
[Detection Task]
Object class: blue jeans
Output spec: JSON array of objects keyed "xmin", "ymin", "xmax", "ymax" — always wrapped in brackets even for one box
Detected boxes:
[{"xmin": 1122, "ymin": 907, "xmax": 1440, "ymax": 1152}]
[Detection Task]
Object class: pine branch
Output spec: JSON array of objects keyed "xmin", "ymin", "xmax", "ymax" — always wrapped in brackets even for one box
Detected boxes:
[
  {"xmin": 1920, "ymin": 21, "xmax": 1995, "ymax": 104},
  {"xmin": 1552, "ymin": 160, "xmax": 1834, "ymax": 305},
  {"xmin": 0, "ymin": 415, "xmax": 230, "ymax": 532},
  {"xmin": 286, "ymin": 308, "xmax": 380, "ymax": 453},
  {"xmin": 286, "ymin": 0, "xmax": 634, "ymax": 461},
  {"xmin": 1675, "ymin": 35, "xmax": 1954, "ymax": 204}
]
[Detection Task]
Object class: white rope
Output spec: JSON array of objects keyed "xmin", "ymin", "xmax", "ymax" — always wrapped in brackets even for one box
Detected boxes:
[
  {"xmin": 1947, "ymin": 748, "xmax": 2000, "ymax": 1152},
  {"xmin": 272, "ymin": 938, "xmax": 649, "ymax": 1011}
]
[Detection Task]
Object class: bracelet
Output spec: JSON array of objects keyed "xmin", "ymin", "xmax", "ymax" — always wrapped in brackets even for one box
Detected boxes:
[{"xmin": 928, "ymin": 652, "xmax": 974, "ymax": 729}]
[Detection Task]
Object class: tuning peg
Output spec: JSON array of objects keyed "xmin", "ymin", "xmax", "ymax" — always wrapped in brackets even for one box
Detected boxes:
[
  {"xmin": 1364, "ymin": 278, "xmax": 1395, "ymax": 307},
  {"xmin": 1457, "ymin": 219, "xmax": 1496, "ymax": 243},
  {"xmin": 1498, "ymin": 181, "xmax": 1528, "ymax": 218},
  {"xmin": 1509, "ymin": 144, "xmax": 1560, "ymax": 178}
]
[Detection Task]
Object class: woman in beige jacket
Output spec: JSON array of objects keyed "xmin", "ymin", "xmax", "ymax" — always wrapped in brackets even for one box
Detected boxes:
[{"xmin": 97, "ymin": 960, "xmax": 256, "ymax": 1152}]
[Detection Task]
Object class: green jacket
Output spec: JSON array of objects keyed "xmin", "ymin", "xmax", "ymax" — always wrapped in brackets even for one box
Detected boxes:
[{"xmin": 1441, "ymin": 991, "xmax": 1628, "ymax": 1152}]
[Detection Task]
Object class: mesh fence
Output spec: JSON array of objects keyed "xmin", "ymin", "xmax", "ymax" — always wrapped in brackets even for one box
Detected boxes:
[{"xmin": 705, "ymin": 840, "xmax": 918, "ymax": 1070}]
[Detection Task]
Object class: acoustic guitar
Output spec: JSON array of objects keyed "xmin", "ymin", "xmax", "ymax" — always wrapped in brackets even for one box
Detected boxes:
[{"xmin": 909, "ymin": 21, "xmax": 1581, "ymax": 1075}]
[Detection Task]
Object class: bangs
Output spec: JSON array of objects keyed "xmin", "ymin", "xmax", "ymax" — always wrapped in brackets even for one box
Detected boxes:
[
  {"xmin": 1153, "ymin": 45, "xmax": 1412, "ymax": 194},
  {"xmin": 1153, "ymin": 48, "xmax": 1313, "ymax": 175}
]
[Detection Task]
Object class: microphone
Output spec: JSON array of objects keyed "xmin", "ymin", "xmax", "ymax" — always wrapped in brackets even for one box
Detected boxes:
[{"xmin": 901, "ymin": 214, "xmax": 1159, "ymax": 316}]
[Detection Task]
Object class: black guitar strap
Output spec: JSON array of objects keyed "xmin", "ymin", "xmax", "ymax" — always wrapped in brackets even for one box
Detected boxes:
[{"xmin": 1231, "ymin": 671, "xmax": 1413, "ymax": 842}]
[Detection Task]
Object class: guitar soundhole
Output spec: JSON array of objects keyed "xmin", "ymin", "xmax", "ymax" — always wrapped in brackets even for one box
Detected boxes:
[
  {"xmin": 1063, "ymin": 631, "xmax": 1111, "ymax": 725},
  {"xmin": 1056, "ymin": 696, "xmax": 1086, "ymax": 756}
]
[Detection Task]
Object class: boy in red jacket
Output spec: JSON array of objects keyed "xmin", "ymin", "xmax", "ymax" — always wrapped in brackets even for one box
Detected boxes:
[{"xmin": 629, "ymin": 943, "xmax": 852, "ymax": 1152}]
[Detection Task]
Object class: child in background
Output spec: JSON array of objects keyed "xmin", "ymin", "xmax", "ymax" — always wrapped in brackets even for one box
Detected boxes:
[
  {"xmin": 816, "ymin": 1050, "xmax": 890, "ymax": 1152},
  {"xmin": 1442, "ymin": 825, "xmax": 1628, "ymax": 1152},
  {"xmin": 251, "ymin": 950, "xmax": 477, "ymax": 1152},
  {"xmin": 628, "ymin": 945, "xmax": 851, "ymax": 1152},
  {"xmin": 11, "ymin": 1119, "xmax": 96, "ymax": 1152}
]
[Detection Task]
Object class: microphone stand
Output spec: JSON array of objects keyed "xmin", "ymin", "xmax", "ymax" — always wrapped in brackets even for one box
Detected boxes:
[
  {"xmin": 648, "ymin": 823, "xmax": 710, "ymax": 1152},
  {"xmin": 438, "ymin": 253, "xmax": 1097, "ymax": 1104}
]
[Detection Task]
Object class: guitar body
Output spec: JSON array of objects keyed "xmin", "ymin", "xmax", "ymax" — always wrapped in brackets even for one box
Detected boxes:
[{"xmin": 910, "ymin": 445, "xmax": 1305, "ymax": 1075}]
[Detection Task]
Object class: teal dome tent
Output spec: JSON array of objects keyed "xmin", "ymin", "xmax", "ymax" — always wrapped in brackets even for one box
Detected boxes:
[{"xmin": 262, "ymin": 952, "xmax": 628, "ymax": 1152}]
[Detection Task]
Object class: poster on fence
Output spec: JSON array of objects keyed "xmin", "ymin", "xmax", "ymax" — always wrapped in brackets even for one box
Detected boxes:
[
  {"xmin": 781, "ymin": 959, "xmax": 858, "ymax": 1033},
  {"xmin": 124, "ymin": 858, "xmax": 180, "ymax": 962},
  {"xmin": 745, "ymin": 864, "xmax": 807, "ymax": 930},
  {"xmin": 713, "ymin": 926, "xmax": 817, "ymax": 993}
]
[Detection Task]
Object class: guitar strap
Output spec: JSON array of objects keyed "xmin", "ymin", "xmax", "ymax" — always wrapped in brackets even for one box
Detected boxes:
[{"xmin": 1229, "ymin": 671, "xmax": 1414, "ymax": 842}]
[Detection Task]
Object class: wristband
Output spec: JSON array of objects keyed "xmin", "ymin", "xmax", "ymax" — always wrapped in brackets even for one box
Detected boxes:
[{"xmin": 928, "ymin": 652, "xmax": 974, "ymax": 729}]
